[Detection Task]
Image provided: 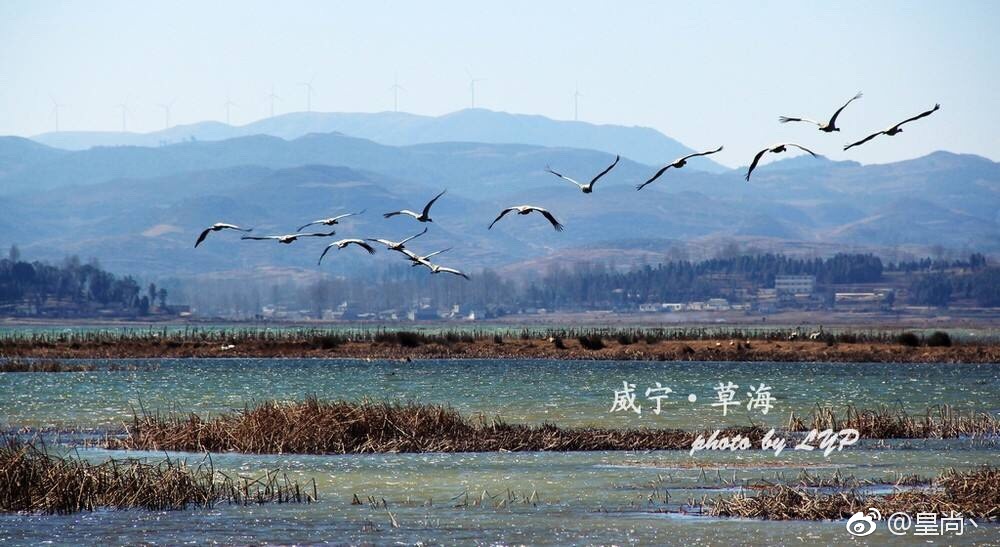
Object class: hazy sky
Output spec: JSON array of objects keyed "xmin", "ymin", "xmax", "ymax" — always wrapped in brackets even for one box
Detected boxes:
[{"xmin": 1, "ymin": 1, "xmax": 998, "ymax": 167}]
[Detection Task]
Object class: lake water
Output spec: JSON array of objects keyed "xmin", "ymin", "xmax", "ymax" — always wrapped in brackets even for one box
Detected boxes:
[{"xmin": 1, "ymin": 358, "xmax": 998, "ymax": 544}]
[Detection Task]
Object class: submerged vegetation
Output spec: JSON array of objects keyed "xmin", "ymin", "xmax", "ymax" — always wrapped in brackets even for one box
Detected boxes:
[
  {"xmin": 104, "ymin": 398, "xmax": 765, "ymax": 454},
  {"xmin": 704, "ymin": 466, "xmax": 999, "ymax": 521},
  {"xmin": 0, "ymin": 437, "xmax": 314, "ymax": 514}
]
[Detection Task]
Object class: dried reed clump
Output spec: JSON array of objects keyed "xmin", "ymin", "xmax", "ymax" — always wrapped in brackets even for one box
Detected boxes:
[
  {"xmin": 0, "ymin": 437, "xmax": 314, "ymax": 515},
  {"xmin": 706, "ymin": 466, "xmax": 999, "ymax": 521},
  {"xmin": 577, "ymin": 334, "xmax": 605, "ymax": 350},
  {"xmin": 104, "ymin": 397, "xmax": 764, "ymax": 454},
  {"xmin": 787, "ymin": 404, "xmax": 999, "ymax": 439},
  {"xmin": 707, "ymin": 483, "xmax": 864, "ymax": 520}
]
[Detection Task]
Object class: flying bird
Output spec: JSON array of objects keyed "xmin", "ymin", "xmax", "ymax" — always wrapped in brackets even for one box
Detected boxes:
[
  {"xmin": 317, "ymin": 239, "xmax": 377, "ymax": 265},
  {"xmin": 488, "ymin": 205, "xmax": 564, "ymax": 231},
  {"xmin": 779, "ymin": 92, "xmax": 863, "ymax": 132},
  {"xmin": 636, "ymin": 146, "xmax": 724, "ymax": 191},
  {"xmin": 400, "ymin": 247, "xmax": 451, "ymax": 268},
  {"xmin": 546, "ymin": 155, "xmax": 620, "ymax": 193},
  {"xmin": 368, "ymin": 227, "xmax": 428, "ymax": 252},
  {"xmin": 843, "ymin": 103, "xmax": 940, "ymax": 151},
  {"xmin": 194, "ymin": 223, "xmax": 252, "ymax": 248},
  {"xmin": 745, "ymin": 143, "xmax": 818, "ymax": 181},
  {"xmin": 425, "ymin": 263, "xmax": 470, "ymax": 280},
  {"xmin": 383, "ymin": 190, "xmax": 446, "ymax": 222},
  {"xmin": 241, "ymin": 231, "xmax": 336, "ymax": 244},
  {"xmin": 297, "ymin": 209, "xmax": 365, "ymax": 232}
]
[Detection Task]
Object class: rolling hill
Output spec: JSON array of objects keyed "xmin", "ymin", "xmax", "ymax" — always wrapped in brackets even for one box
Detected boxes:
[
  {"xmin": 1, "ymin": 131, "xmax": 997, "ymax": 278},
  {"xmin": 30, "ymin": 108, "xmax": 727, "ymax": 172}
]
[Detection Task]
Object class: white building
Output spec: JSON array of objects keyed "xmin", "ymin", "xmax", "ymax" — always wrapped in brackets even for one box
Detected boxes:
[{"xmin": 775, "ymin": 275, "xmax": 816, "ymax": 295}]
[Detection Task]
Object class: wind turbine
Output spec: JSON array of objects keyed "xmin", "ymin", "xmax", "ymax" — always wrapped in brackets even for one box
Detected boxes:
[
  {"xmin": 156, "ymin": 98, "xmax": 176, "ymax": 129},
  {"xmin": 573, "ymin": 87, "xmax": 582, "ymax": 122},
  {"xmin": 266, "ymin": 86, "xmax": 280, "ymax": 117},
  {"xmin": 466, "ymin": 69, "xmax": 485, "ymax": 108},
  {"xmin": 115, "ymin": 102, "xmax": 129, "ymax": 132},
  {"xmin": 389, "ymin": 74, "xmax": 404, "ymax": 112},
  {"xmin": 298, "ymin": 75, "xmax": 316, "ymax": 112},
  {"xmin": 224, "ymin": 96, "xmax": 237, "ymax": 125},
  {"xmin": 49, "ymin": 96, "xmax": 66, "ymax": 132}
]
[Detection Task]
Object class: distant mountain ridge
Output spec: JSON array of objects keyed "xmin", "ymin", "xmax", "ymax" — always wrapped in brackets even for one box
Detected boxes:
[
  {"xmin": 30, "ymin": 108, "xmax": 727, "ymax": 172},
  {"xmin": 1, "ymin": 125, "xmax": 997, "ymax": 279}
]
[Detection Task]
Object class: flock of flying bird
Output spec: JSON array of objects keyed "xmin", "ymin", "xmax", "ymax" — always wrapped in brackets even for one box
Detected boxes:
[{"xmin": 194, "ymin": 94, "xmax": 940, "ymax": 280}]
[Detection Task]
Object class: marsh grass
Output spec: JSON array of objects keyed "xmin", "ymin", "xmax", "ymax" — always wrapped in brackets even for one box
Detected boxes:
[
  {"xmin": 104, "ymin": 397, "xmax": 765, "ymax": 454},
  {"xmin": 788, "ymin": 404, "xmax": 999, "ymax": 439},
  {"xmin": 1, "ymin": 325, "xmax": 961, "ymax": 351},
  {"xmin": 704, "ymin": 466, "xmax": 999, "ymax": 521},
  {"xmin": 0, "ymin": 437, "xmax": 314, "ymax": 514}
]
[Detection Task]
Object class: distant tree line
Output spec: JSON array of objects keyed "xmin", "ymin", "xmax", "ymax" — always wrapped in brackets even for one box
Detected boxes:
[
  {"xmin": 887, "ymin": 253, "xmax": 987, "ymax": 273},
  {"xmin": 177, "ymin": 251, "xmax": 1000, "ymax": 317},
  {"xmin": 5, "ymin": 244, "xmax": 997, "ymax": 318},
  {"xmin": 0, "ymin": 245, "xmax": 164, "ymax": 316},
  {"xmin": 520, "ymin": 253, "xmax": 885, "ymax": 310}
]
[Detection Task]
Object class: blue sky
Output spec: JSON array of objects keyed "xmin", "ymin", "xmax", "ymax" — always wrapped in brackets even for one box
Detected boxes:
[{"xmin": 1, "ymin": 0, "xmax": 998, "ymax": 167}]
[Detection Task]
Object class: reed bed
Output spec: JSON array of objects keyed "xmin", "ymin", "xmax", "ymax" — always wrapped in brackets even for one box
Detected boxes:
[
  {"xmin": 0, "ymin": 324, "xmax": 965, "ymax": 350},
  {"xmin": 705, "ymin": 466, "xmax": 999, "ymax": 521},
  {"xmin": 788, "ymin": 404, "xmax": 999, "ymax": 439},
  {"xmin": 103, "ymin": 397, "xmax": 765, "ymax": 454},
  {"xmin": 6, "ymin": 325, "xmax": 996, "ymax": 363},
  {"xmin": 0, "ymin": 437, "xmax": 314, "ymax": 514}
]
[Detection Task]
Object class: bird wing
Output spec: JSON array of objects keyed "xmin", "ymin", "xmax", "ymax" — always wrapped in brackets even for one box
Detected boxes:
[
  {"xmin": 299, "ymin": 231, "xmax": 336, "ymax": 238},
  {"xmin": 367, "ymin": 238, "xmax": 394, "ymax": 248},
  {"xmin": 297, "ymin": 220, "xmax": 322, "ymax": 232},
  {"xmin": 778, "ymin": 116, "xmax": 822, "ymax": 127},
  {"xmin": 399, "ymin": 248, "xmax": 419, "ymax": 259},
  {"xmin": 332, "ymin": 209, "xmax": 366, "ymax": 222},
  {"xmin": 488, "ymin": 207, "xmax": 516, "ymax": 229},
  {"xmin": 745, "ymin": 148, "xmax": 770, "ymax": 181},
  {"xmin": 891, "ymin": 103, "xmax": 940, "ymax": 131},
  {"xmin": 545, "ymin": 166, "xmax": 584, "ymax": 188},
  {"xmin": 194, "ymin": 228, "xmax": 212, "ymax": 248},
  {"xmin": 636, "ymin": 164, "xmax": 673, "ymax": 191},
  {"xmin": 347, "ymin": 240, "xmax": 377, "ymax": 254},
  {"xmin": 317, "ymin": 243, "xmax": 337, "ymax": 265},
  {"xmin": 423, "ymin": 247, "xmax": 451, "ymax": 259},
  {"xmin": 588, "ymin": 154, "xmax": 620, "ymax": 187},
  {"xmin": 827, "ymin": 91, "xmax": 863, "ymax": 126},
  {"xmin": 399, "ymin": 226, "xmax": 429, "ymax": 245},
  {"xmin": 536, "ymin": 208, "xmax": 564, "ymax": 231},
  {"xmin": 682, "ymin": 145, "xmax": 723, "ymax": 161},
  {"xmin": 437, "ymin": 267, "xmax": 470, "ymax": 280},
  {"xmin": 421, "ymin": 190, "xmax": 447, "ymax": 217},
  {"xmin": 217, "ymin": 223, "xmax": 250, "ymax": 231},
  {"xmin": 785, "ymin": 143, "xmax": 818, "ymax": 157},
  {"xmin": 383, "ymin": 210, "xmax": 418, "ymax": 219},
  {"xmin": 843, "ymin": 130, "xmax": 883, "ymax": 151},
  {"xmin": 242, "ymin": 235, "xmax": 279, "ymax": 240}
]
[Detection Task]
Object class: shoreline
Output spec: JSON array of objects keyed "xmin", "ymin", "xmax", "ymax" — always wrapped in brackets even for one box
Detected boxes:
[{"xmin": 3, "ymin": 336, "xmax": 999, "ymax": 363}]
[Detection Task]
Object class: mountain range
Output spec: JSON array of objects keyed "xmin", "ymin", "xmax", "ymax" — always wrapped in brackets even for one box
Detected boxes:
[
  {"xmin": 31, "ymin": 108, "xmax": 727, "ymax": 173},
  {"xmin": 1, "ymin": 123, "xmax": 997, "ymax": 280}
]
